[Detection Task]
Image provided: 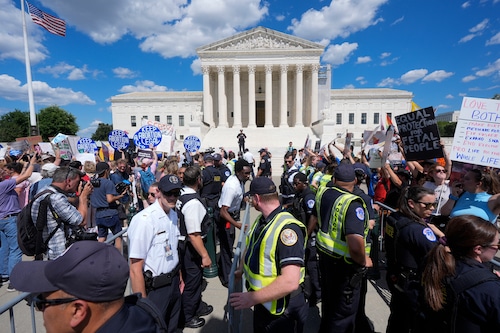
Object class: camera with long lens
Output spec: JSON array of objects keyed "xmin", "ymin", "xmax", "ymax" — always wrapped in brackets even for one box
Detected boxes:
[
  {"xmin": 82, "ymin": 175, "xmax": 101, "ymax": 188},
  {"xmin": 115, "ymin": 180, "xmax": 131, "ymax": 193}
]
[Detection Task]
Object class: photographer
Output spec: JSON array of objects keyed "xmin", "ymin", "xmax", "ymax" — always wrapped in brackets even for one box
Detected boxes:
[
  {"xmin": 110, "ymin": 158, "xmax": 132, "ymax": 226},
  {"xmin": 89, "ymin": 162, "xmax": 126, "ymax": 252}
]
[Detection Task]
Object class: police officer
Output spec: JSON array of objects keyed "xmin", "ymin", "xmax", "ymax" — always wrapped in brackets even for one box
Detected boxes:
[
  {"xmin": 218, "ymin": 159, "xmax": 251, "ymax": 287},
  {"xmin": 280, "ymin": 152, "xmax": 299, "ymax": 207},
  {"xmin": 311, "ymin": 162, "xmax": 370, "ymax": 332},
  {"xmin": 385, "ymin": 186, "xmax": 439, "ymax": 333},
  {"xmin": 176, "ymin": 166, "xmax": 213, "ymax": 329},
  {"xmin": 200, "ymin": 153, "xmax": 223, "ymax": 236},
  {"xmin": 257, "ymin": 148, "xmax": 272, "ymax": 178},
  {"xmin": 213, "ymin": 153, "xmax": 232, "ymax": 183},
  {"xmin": 229, "ymin": 177, "xmax": 308, "ymax": 332},
  {"xmin": 291, "ymin": 172, "xmax": 321, "ymax": 305},
  {"xmin": 128, "ymin": 174, "xmax": 183, "ymax": 333}
]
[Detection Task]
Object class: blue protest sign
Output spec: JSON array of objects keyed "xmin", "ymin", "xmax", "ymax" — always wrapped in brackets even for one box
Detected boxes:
[
  {"xmin": 183, "ymin": 135, "xmax": 201, "ymax": 153},
  {"xmin": 108, "ymin": 130, "xmax": 130, "ymax": 150},
  {"xmin": 76, "ymin": 137, "xmax": 98, "ymax": 153},
  {"xmin": 133, "ymin": 125, "xmax": 162, "ymax": 149}
]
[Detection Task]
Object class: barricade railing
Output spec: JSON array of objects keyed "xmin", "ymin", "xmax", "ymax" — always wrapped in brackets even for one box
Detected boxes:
[
  {"xmin": 374, "ymin": 201, "xmax": 396, "ymax": 252},
  {"xmin": 0, "ymin": 227, "xmax": 128, "ymax": 333}
]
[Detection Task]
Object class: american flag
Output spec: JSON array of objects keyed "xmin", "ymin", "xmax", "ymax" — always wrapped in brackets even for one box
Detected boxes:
[{"xmin": 26, "ymin": 1, "xmax": 66, "ymax": 37}]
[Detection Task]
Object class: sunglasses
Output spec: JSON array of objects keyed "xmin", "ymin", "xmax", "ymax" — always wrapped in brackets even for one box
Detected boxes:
[
  {"xmin": 162, "ymin": 190, "xmax": 181, "ymax": 197},
  {"xmin": 435, "ymin": 169, "xmax": 446, "ymax": 173},
  {"xmin": 147, "ymin": 192, "xmax": 155, "ymax": 198},
  {"xmin": 32, "ymin": 294, "xmax": 79, "ymax": 311},
  {"xmin": 417, "ymin": 201, "xmax": 436, "ymax": 209}
]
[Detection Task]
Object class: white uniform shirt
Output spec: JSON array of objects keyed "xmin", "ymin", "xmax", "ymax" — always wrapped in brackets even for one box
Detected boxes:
[
  {"xmin": 178, "ymin": 187, "xmax": 205, "ymax": 234},
  {"xmin": 218, "ymin": 174, "xmax": 244, "ymax": 213},
  {"xmin": 243, "ymin": 151, "xmax": 254, "ymax": 165},
  {"xmin": 128, "ymin": 200, "xmax": 180, "ymax": 277}
]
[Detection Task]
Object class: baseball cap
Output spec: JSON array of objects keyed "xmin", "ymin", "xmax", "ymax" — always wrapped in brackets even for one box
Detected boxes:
[
  {"xmin": 158, "ymin": 174, "xmax": 183, "ymax": 193},
  {"xmin": 334, "ymin": 163, "xmax": 356, "ymax": 182},
  {"xmin": 41, "ymin": 163, "xmax": 59, "ymax": 174},
  {"xmin": 203, "ymin": 153, "xmax": 214, "ymax": 161},
  {"xmin": 212, "ymin": 153, "xmax": 222, "ymax": 161},
  {"xmin": 95, "ymin": 162, "xmax": 110, "ymax": 175},
  {"xmin": 258, "ymin": 148, "xmax": 266, "ymax": 153},
  {"xmin": 247, "ymin": 177, "xmax": 277, "ymax": 195},
  {"xmin": 10, "ymin": 241, "xmax": 128, "ymax": 302}
]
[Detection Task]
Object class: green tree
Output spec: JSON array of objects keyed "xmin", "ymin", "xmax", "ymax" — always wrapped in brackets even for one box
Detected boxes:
[
  {"xmin": 91, "ymin": 123, "xmax": 113, "ymax": 141},
  {"xmin": 493, "ymin": 94, "xmax": 500, "ymax": 100},
  {"xmin": 0, "ymin": 109, "xmax": 31, "ymax": 142},
  {"xmin": 437, "ymin": 121, "xmax": 457, "ymax": 137},
  {"xmin": 38, "ymin": 105, "xmax": 79, "ymax": 141}
]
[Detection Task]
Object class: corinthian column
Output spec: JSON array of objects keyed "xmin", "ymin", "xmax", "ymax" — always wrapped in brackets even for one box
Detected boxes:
[
  {"xmin": 265, "ymin": 64, "xmax": 273, "ymax": 128},
  {"xmin": 295, "ymin": 64, "xmax": 303, "ymax": 127},
  {"xmin": 280, "ymin": 64, "xmax": 288, "ymax": 127},
  {"xmin": 232, "ymin": 65, "xmax": 242, "ymax": 128},
  {"xmin": 311, "ymin": 64, "xmax": 319, "ymax": 124},
  {"xmin": 248, "ymin": 65, "xmax": 256, "ymax": 128},
  {"xmin": 217, "ymin": 65, "xmax": 227, "ymax": 128},
  {"xmin": 202, "ymin": 65, "xmax": 213, "ymax": 126}
]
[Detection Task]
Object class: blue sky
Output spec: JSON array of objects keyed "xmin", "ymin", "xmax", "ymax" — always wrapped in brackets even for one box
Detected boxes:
[{"xmin": 0, "ymin": 0, "xmax": 499, "ymax": 137}]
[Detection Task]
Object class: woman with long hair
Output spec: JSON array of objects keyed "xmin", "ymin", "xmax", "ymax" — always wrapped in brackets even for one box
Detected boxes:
[
  {"xmin": 423, "ymin": 163, "xmax": 452, "ymax": 215},
  {"xmin": 385, "ymin": 186, "xmax": 440, "ymax": 333},
  {"xmin": 422, "ymin": 215, "xmax": 500, "ymax": 332},
  {"xmin": 441, "ymin": 168, "xmax": 500, "ymax": 223}
]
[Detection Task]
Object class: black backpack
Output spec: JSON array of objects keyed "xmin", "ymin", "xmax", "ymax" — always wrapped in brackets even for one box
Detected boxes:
[
  {"xmin": 17, "ymin": 189, "xmax": 65, "ymax": 259},
  {"xmin": 177, "ymin": 192, "xmax": 213, "ymax": 238}
]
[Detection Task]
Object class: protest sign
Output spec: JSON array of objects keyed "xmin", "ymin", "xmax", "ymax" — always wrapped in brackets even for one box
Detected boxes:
[
  {"xmin": 451, "ymin": 97, "xmax": 500, "ymax": 168},
  {"xmin": 183, "ymin": 135, "xmax": 201, "ymax": 153},
  {"xmin": 77, "ymin": 137, "xmax": 98, "ymax": 153},
  {"xmin": 8, "ymin": 140, "xmax": 29, "ymax": 157},
  {"xmin": 137, "ymin": 149, "xmax": 154, "ymax": 160},
  {"xmin": 142, "ymin": 119, "xmax": 175, "ymax": 154},
  {"xmin": 133, "ymin": 125, "xmax": 162, "ymax": 149},
  {"xmin": 108, "ymin": 130, "xmax": 129, "ymax": 150},
  {"xmin": 16, "ymin": 135, "xmax": 42, "ymax": 149},
  {"xmin": 395, "ymin": 107, "xmax": 443, "ymax": 161}
]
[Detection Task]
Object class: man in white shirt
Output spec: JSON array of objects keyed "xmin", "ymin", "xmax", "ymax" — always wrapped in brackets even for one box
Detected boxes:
[
  {"xmin": 128, "ymin": 174, "xmax": 182, "ymax": 333},
  {"xmin": 217, "ymin": 159, "xmax": 252, "ymax": 287},
  {"xmin": 243, "ymin": 149, "xmax": 255, "ymax": 179}
]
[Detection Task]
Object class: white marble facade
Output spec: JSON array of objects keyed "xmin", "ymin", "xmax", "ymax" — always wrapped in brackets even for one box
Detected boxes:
[{"xmin": 111, "ymin": 26, "xmax": 414, "ymax": 151}]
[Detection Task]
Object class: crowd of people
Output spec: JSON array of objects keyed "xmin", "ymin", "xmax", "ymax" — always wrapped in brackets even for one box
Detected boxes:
[{"xmin": 1, "ymin": 130, "xmax": 500, "ymax": 332}]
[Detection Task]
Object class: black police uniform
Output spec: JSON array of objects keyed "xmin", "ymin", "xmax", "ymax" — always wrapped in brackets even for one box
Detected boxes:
[
  {"xmin": 385, "ymin": 211, "xmax": 437, "ymax": 333},
  {"xmin": 291, "ymin": 186, "xmax": 321, "ymax": 304},
  {"xmin": 258, "ymin": 154, "xmax": 272, "ymax": 177},
  {"xmin": 280, "ymin": 167, "xmax": 298, "ymax": 206},
  {"xmin": 423, "ymin": 258, "xmax": 500, "ymax": 333},
  {"xmin": 313, "ymin": 185, "xmax": 367, "ymax": 332},
  {"xmin": 217, "ymin": 164, "xmax": 232, "ymax": 183},
  {"xmin": 200, "ymin": 165, "xmax": 222, "ymax": 218}
]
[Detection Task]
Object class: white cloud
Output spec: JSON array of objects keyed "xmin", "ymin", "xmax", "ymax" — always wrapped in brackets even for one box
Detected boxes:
[
  {"xmin": 422, "ymin": 70, "xmax": 454, "ymax": 82},
  {"xmin": 77, "ymin": 119, "xmax": 102, "ymax": 137},
  {"xmin": 462, "ymin": 75, "xmax": 476, "ymax": 82},
  {"xmin": 38, "ymin": 62, "xmax": 98, "ymax": 80},
  {"xmin": 322, "ymin": 42, "xmax": 358, "ymax": 66},
  {"xmin": 391, "ymin": 16, "xmax": 404, "ymax": 26},
  {"xmin": 276, "ymin": 14, "xmax": 285, "ymax": 22},
  {"xmin": 0, "ymin": 74, "xmax": 95, "ymax": 105},
  {"xmin": 459, "ymin": 19, "xmax": 489, "ymax": 43},
  {"xmin": 356, "ymin": 76, "xmax": 367, "ymax": 85},
  {"xmin": 445, "ymin": 94, "xmax": 454, "ymax": 99},
  {"xmin": 461, "ymin": 2, "xmax": 471, "ymax": 9},
  {"xmin": 118, "ymin": 80, "xmax": 168, "ymax": 93},
  {"xmin": 0, "ymin": 0, "xmax": 268, "ymax": 62},
  {"xmin": 377, "ymin": 77, "xmax": 397, "ymax": 87},
  {"xmin": 486, "ymin": 32, "xmax": 500, "ymax": 45},
  {"xmin": 380, "ymin": 52, "xmax": 391, "ymax": 59},
  {"xmin": 191, "ymin": 59, "xmax": 202, "ymax": 75},
  {"xmin": 400, "ymin": 69, "xmax": 428, "ymax": 84},
  {"xmin": 475, "ymin": 58, "xmax": 500, "ymax": 77},
  {"xmin": 113, "ymin": 67, "xmax": 139, "ymax": 79},
  {"xmin": 356, "ymin": 56, "xmax": 372, "ymax": 64},
  {"xmin": 343, "ymin": 84, "xmax": 355, "ymax": 89},
  {"xmin": 288, "ymin": 0, "xmax": 388, "ymax": 41},
  {"xmin": 0, "ymin": 0, "xmax": 48, "ymax": 63}
]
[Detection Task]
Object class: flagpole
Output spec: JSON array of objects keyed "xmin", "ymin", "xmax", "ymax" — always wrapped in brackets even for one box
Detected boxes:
[{"xmin": 20, "ymin": 0, "xmax": 38, "ymax": 136}]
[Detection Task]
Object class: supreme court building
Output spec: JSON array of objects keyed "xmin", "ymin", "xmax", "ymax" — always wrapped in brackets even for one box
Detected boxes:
[{"xmin": 111, "ymin": 26, "xmax": 413, "ymax": 153}]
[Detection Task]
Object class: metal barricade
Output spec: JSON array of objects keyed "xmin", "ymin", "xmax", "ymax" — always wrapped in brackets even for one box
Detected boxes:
[
  {"xmin": 0, "ymin": 227, "xmax": 128, "ymax": 333},
  {"xmin": 374, "ymin": 201, "xmax": 396, "ymax": 252}
]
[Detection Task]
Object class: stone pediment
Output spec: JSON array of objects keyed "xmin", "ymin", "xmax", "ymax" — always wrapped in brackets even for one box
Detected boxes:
[{"xmin": 197, "ymin": 26, "xmax": 324, "ymax": 54}]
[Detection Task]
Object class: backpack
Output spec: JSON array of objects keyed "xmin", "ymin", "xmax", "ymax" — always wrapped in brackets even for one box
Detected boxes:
[
  {"xmin": 139, "ymin": 169, "xmax": 156, "ymax": 197},
  {"xmin": 177, "ymin": 192, "xmax": 213, "ymax": 238},
  {"xmin": 17, "ymin": 189, "xmax": 65, "ymax": 258},
  {"xmin": 124, "ymin": 294, "xmax": 168, "ymax": 333}
]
